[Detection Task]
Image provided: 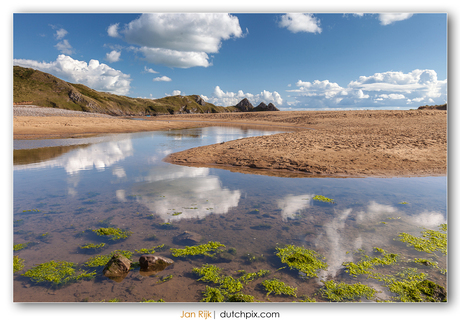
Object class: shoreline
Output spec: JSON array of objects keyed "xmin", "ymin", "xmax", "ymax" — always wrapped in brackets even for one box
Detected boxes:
[{"xmin": 13, "ymin": 107, "xmax": 447, "ymax": 178}]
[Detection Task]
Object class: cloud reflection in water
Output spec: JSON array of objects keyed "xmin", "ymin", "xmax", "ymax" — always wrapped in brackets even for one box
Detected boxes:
[{"xmin": 132, "ymin": 165, "xmax": 241, "ymax": 222}]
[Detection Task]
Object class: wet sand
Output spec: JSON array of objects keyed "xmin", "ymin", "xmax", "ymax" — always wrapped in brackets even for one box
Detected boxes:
[
  {"xmin": 13, "ymin": 107, "xmax": 447, "ymax": 177},
  {"xmin": 158, "ymin": 110, "xmax": 447, "ymax": 177}
]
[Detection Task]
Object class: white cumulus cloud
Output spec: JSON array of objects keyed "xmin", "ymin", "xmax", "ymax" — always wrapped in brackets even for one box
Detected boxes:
[
  {"xmin": 286, "ymin": 69, "xmax": 446, "ymax": 108},
  {"xmin": 105, "ymin": 50, "xmax": 121, "ymax": 63},
  {"xmin": 109, "ymin": 13, "xmax": 243, "ymax": 68},
  {"xmin": 205, "ymin": 86, "xmax": 283, "ymax": 107},
  {"xmin": 153, "ymin": 76, "xmax": 172, "ymax": 82},
  {"xmin": 55, "ymin": 39, "xmax": 73, "ymax": 55},
  {"xmin": 279, "ymin": 13, "xmax": 322, "ymax": 34},
  {"xmin": 107, "ymin": 23, "xmax": 120, "ymax": 37},
  {"xmin": 144, "ymin": 66, "xmax": 159, "ymax": 74},
  {"xmin": 54, "ymin": 28, "xmax": 68, "ymax": 40},
  {"xmin": 139, "ymin": 47, "xmax": 211, "ymax": 68},
  {"xmin": 13, "ymin": 54, "xmax": 132, "ymax": 95},
  {"xmin": 378, "ymin": 13, "xmax": 414, "ymax": 25}
]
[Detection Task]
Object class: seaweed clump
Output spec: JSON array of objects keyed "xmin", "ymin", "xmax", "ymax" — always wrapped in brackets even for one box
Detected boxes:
[
  {"xmin": 193, "ymin": 264, "xmax": 269, "ymax": 302},
  {"xmin": 14, "ymin": 255, "xmax": 25, "ymax": 273},
  {"xmin": 275, "ymin": 244, "xmax": 328, "ymax": 278},
  {"xmin": 93, "ymin": 227, "xmax": 132, "ymax": 241},
  {"xmin": 22, "ymin": 260, "xmax": 95, "ymax": 286},
  {"xmin": 79, "ymin": 243, "xmax": 106, "ymax": 250},
  {"xmin": 342, "ymin": 247, "xmax": 399, "ymax": 277},
  {"xmin": 170, "ymin": 241, "xmax": 225, "ymax": 258},
  {"xmin": 313, "ymin": 195, "xmax": 334, "ymax": 203},
  {"xmin": 397, "ymin": 224, "xmax": 447, "ymax": 255},
  {"xmin": 261, "ymin": 278, "xmax": 297, "ymax": 297},
  {"xmin": 376, "ymin": 268, "xmax": 445, "ymax": 302},
  {"xmin": 319, "ymin": 280, "xmax": 376, "ymax": 302}
]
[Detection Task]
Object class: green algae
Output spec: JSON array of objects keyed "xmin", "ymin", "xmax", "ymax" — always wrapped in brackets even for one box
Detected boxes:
[
  {"xmin": 341, "ymin": 244, "xmax": 447, "ymax": 302},
  {"xmin": 218, "ymin": 276, "xmax": 244, "ymax": 293},
  {"xmin": 193, "ymin": 264, "xmax": 223, "ymax": 283},
  {"xmin": 313, "ymin": 195, "xmax": 334, "ymax": 203},
  {"xmin": 22, "ymin": 209, "xmax": 41, "ymax": 213},
  {"xmin": 157, "ymin": 274, "xmax": 173, "ymax": 283},
  {"xmin": 261, "ymin": 278, "xmax": 297, "ymax": 297},
  {"xmin": 14, "ymin": 255, "xmax": 25, "ymax": 273},
  {"xmin": 14, "ymin": 242, "xmax": 30, "ymax": 251},
  {"xmin": 375, "ymin": 268, "xmax": 431, "ymax": 302},
  {"xmin": 319, "ymin": 280, "xmax": 376, "ymax": 302},
  {"xmin": 79, "ymin": 242, "xmax": 106, "ymax": 250},
  {"xmin": 135, "ymin": 244, "xmax": 165, "ymax": 254},
  {"xmin": 227, "ymin": 293, "xmax": 255, "ymax": 302},
  {"xmin": 170, "ymin": 241, "xmax": 225, "ymax": 258},
  {"xmin": 275, "ymin": 244, "xmax": 328, "ymax": 278},
  {"xmin": 397, "ymin": 224, "xmax": 447, "ymax": 255},
  {"xmin": 141, "ymin": 298, "xmax": 165, "ymax": 302},
  {"xmin": 84, "ymin": 250, "xmax": 133, "ymax": 267},
  {"xmin": 92, "ymin": 227, "xmax": 132, "ymax": 240},
  {"xmin": 238, "ymin": 269, "xmax": 270, "ymax": 284},
  {"xmin": 193, "ymin": 264, "xmax": 269, "ymax": 299},
  {"xmin": 22, "ymin": 260, "xmax": 95, "ymax": 286},
  {"xmin": 342, "ymin": 247, "xmax": 399, "ymax": 277},
  {"xmin": 202, "ymin": 286, "xmax": 226, "ymax": 302}
]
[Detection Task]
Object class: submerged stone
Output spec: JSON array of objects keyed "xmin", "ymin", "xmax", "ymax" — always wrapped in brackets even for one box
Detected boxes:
[
  {"xmin": 103, "ymin": 253, "xmax": 131, "ymax": 282},
  {"xmin": 139, "ymin": 255, "xmax": 174, "ymax": 276},
  {"xmin": 174, "ymin": 231, "xmax": 203, "ymax": 245}
]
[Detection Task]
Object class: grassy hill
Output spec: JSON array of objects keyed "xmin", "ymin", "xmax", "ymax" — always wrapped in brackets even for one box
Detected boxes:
[{"xmin": 13, "ymin": 66, "xmax": 239, "ymax": 116}]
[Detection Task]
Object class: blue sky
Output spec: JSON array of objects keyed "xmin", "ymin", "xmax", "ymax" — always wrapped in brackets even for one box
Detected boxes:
[{"xmin": 13, "ymin": 11, "xmax": 447, "ymax": 109}]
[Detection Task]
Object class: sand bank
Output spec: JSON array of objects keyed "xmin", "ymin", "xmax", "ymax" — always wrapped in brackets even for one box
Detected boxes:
[
  {"xmin": 159, "ymin": 110, "xmax": 447, "ymax": 177},
  {"xmin": 13, "ymin": 107, "xmax": 447, "ymax": 177}
]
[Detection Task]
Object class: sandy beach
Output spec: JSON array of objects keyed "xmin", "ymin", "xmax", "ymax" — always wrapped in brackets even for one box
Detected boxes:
[{"xmin": 13, "ymin": 107, "xmax": 447, "ymax": 177}]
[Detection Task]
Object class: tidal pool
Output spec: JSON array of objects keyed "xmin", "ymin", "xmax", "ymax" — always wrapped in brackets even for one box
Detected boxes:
[{"xmin": 13, "ymin": 126, "xmax": 447, "ymax": 302}]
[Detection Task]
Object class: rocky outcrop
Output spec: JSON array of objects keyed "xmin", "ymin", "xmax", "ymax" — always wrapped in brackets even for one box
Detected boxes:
[
  {"xmin": 236, "ymin": 98, "xmax": 279, "ymax": 112},
  {"xmin": 194, "ymin": 95, "xmax": 206, "ymax": 106},
  {"xmin": 139, "ymin": 255, "xmax": 174, "ymax": 276},
  {"xmin": 267, "ymin": 103, "xmax": 279, "ymax": 111},
  {"xmin": 418, "ymin": 104, "xmax": 447, "ymax": 110},
  {"xmin": 236, "ymin": 98, "xmax": 254, "ymax": 112},
  {"xmin": 103, "ymin": 253, "xmax": 131, "ymax": 282},
  {"xmin": 68, "ymin": 88, "xmax": 101, "ymax": 112}
]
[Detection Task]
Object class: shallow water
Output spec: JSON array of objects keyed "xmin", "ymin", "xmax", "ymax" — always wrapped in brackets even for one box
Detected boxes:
[{"xmin": 13, "ymin": 126, "xmax": 447, "ymax": 302}]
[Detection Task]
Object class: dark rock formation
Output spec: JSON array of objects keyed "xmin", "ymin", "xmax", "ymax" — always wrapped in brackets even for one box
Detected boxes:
[
  {"xmin": 103, "ymin": 253, "xmax": 131, "ymax": 282},
  {"xmin": 236, "ymin": 98, "xmax": 279, "ymax": 112},
  {"xmin": 236, "ymin": 98, "xmax": 254, "ymax": 112},
  {"xmin": 139, "ymin": 255, "xmax": 174, "ymax": 276},
  {"xmin": 173, "ymin": 231, "xmax": 203, "ymax": 245},
  {"xmin": 194, "ymin": 95, "xmax": 206, "ymax": 106},
  {"xmin": 267, "ymin": 103, "xmax": 279, "ymax": 111},
  {"xmin": 418, "ymin": 104, "xmax": 447, "ymax": 110},
  {"xmin": 255, "ymin": 102, "xmax": 268, "ymax": 110}
]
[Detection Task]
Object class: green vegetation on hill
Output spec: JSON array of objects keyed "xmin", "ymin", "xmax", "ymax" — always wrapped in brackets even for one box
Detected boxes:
[{"xmin": 13, "ymin": 66, "xmax": 239, "ymax": 116}]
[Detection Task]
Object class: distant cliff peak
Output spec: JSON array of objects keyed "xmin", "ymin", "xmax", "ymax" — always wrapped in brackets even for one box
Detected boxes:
[{"xmin": 236, "ymin": 98, "xmax": 279, "ymax": 112}]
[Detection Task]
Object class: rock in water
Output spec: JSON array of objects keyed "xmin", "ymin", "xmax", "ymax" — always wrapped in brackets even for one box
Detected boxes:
[
  {"xmin": 173, "ymin": 231, "xmax": 203, "ymax": 245},
  {"xmin": 103, "ymin": 253, "xmax": 131, "ymax": 282},
  {"xmin": 139, "ymin": 255, "xmax": 174, "ymax": 276}
]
